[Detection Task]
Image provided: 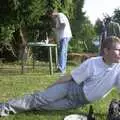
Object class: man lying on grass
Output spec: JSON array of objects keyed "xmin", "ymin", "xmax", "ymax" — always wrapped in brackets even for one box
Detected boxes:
[{"xmin": 0, "ymin": 36, "xmax": 120, "ymax": 117}]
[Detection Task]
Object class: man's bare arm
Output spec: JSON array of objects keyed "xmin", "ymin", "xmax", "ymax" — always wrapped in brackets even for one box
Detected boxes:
[
  {"xmin": 55, "ymin": 74, "xmax": 72, "ymax": 84},
  {"xmin": 48, "ymin": 74, "xmax": 72, "ymax": 88}
]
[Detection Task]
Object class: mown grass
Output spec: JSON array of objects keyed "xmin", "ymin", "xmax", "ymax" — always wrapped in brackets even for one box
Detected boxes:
[{"xmin": 0, "ymin": 61, "xmax": 119, "ymax": 120}]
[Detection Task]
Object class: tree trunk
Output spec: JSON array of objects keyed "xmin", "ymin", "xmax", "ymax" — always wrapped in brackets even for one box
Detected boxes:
[{"xmin": 12, "ymin": 27, "xmax": 28, "ymax": 61}]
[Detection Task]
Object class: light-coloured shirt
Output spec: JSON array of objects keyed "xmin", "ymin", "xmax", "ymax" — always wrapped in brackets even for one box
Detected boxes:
[
  {"xmin": 54, "ymin": 13, "xmax": 72, "ymax": 40},
  {"xmin": 71, "ymin": 56, "xmax": 120, "ymax": 102}
]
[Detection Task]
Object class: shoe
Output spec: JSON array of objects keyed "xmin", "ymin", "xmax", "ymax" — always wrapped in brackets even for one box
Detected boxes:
[
  {"xmin": 55, "ymin": 69, "xmax": 61, "ymax": 73},
  {"xmin": 0, "ymin": 103, "xmax": 9, "ymax": 117}
]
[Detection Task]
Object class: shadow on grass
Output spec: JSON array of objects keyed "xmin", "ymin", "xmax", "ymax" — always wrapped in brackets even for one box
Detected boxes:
[
  {"xmin": 0, "ymin": 62, "xmax": 56, "ymax": 76},
  {"xmin": 17, "ymin": 109, "xmax": 107, "ymax": 120},
  {"xmin": 0, "ymin": 66, "xmax": 50, "ymax": 76}
]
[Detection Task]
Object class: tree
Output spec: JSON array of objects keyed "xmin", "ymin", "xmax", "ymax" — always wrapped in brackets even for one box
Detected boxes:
[
  {"xmin": 94, "ymin": 18, "xmax": 103, "ymax": 36},
  {"xmin": 113, "ymin": 8, "xmax": 120, "ymax": 24},
  {"xmin": 0, "ymin": 0, "xmax": 96, "ymax": 61},
  {"xmin": 69, "ymin": 0, "xmax": 96, "ymax": 53},
  {"xmin": 0, "ymin": 0, "xmax": 46, "ymax": 61},
  {"xmin": 70, "ymin": 18, "xmax": 96, "ymax": 53}
]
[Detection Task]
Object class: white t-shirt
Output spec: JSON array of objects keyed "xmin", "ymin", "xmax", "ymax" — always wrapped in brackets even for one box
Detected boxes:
[
  {"xmin": 71, "ymin": 56, "xmax": 120, "ymax": 102},
  {"xmin": 54, "ymin": 13, "xmax": 72, "ymax": 40}
]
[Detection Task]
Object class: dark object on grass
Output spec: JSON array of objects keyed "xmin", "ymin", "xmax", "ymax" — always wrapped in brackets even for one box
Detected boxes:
[
  {"xmin": 87, "ymin": 105, "xmax": 96, "ymax": 120},
  {"xmin": 107, "ymin": 99, "xmax": 120, "ymax": 120}
]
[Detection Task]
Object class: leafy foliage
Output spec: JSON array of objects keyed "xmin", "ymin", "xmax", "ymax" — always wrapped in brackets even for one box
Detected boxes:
[
  {"xmin": 0, "ymin": 25, "xmax": 15, "ymax": 42},
  {"xmin": 0, "ymin": 0, "xmax": 98, "ymax": 61},
  {"xmin": 94, "ymin": 18, "xmax": 103, "ymax": 36},
  {"xmin": 70, "ymin": 19, "xmax": 96, "ymax": 53},
  {"xmin": 113, "ymin": 8, "xmax": 120, "ymax": 24},
  {"xmin": 69, "ymin": 0, "xmax": 96, "ymax": 53}
]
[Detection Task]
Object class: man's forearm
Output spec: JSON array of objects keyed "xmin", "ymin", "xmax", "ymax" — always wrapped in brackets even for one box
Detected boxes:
[
  {"xmin": 48, "ymin": 74, "xmax": 72, "ymax": 88},
  {"xmin": 56, "ymin": 74, "xmax": 72, "ymax": 84}
]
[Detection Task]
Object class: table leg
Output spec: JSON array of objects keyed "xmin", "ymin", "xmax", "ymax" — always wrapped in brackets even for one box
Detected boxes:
[
  {"xmin": 32, "ymin": 53, "xmax": 35, "ymax": 69},
  {"xmin": 21, "ymin": 57, "xmax": 24, "ymax": 74},
  {"xmin": 21, "ymin": 51, "xmax": 25, "ymax": 74},
  {"xmin": 55, "ymin": 46, "xmax": 58, "ymax": 69},
  {"xmin": 49, "ymin": 46, "xmax": 53, "ymax": 75}
]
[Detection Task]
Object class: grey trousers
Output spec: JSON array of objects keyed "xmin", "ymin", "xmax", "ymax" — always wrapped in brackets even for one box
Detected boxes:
[{"xmin": 0, "ymin": 79, "xmax": 89, "ymax": 116}]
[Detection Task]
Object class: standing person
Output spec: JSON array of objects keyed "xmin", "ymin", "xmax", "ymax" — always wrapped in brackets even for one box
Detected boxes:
[
  {"xmin": 49, "ymin": 9, "xmax": 72, "ymax": 74},
  {"xmin": 1, "ymin": 36, "xmax": 120, "ymax": 117},
  {"xmin": 104, "ymin": 17, "xmax": 120, "ymax": 38},
  {"xmin": 100, "ymin": 17, "xmax": 120, "ymax": 55}
]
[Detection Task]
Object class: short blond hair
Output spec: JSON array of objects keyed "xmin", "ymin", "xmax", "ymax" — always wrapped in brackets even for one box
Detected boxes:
[{"xmin": 102, "ymin": 36, "xmax": 120, "ymax": 49}]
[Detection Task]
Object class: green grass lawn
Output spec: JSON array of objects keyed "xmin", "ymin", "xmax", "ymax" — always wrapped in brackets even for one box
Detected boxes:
[{"xmin": 0, "ymin": 62, "xmax": 119, "ymax": 120}]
